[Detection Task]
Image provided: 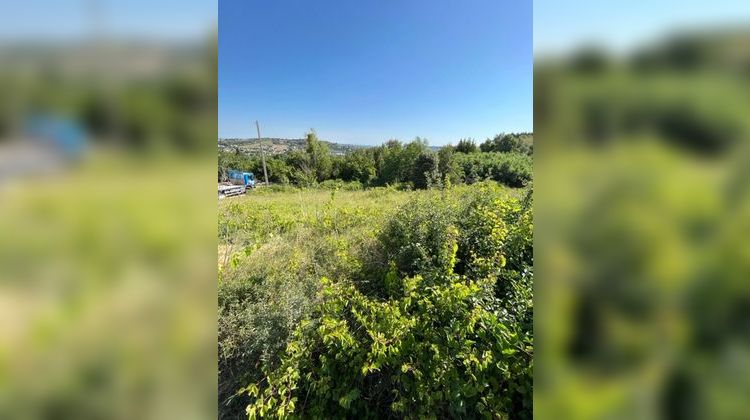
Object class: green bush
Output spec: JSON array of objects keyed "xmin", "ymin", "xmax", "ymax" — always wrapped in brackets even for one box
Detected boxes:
[
  {"xmin": 480, "ymin": 133, "xmax": 533, "ymax": 155},
  {"xmin": 455, "ymin": 152, "xmax": 533, "ymax": 187},
  {"xmin": 248, "ymin": 276, "xmax": 531, "ymax": 419},
  {"xmin": 218, "ymin": 189, "xmax": 399, "ymax": 419},
  {"xmin": 245, "ymin": 186, "xmax": 533, "ymax": 419},
  {"xmin": 219, "ymin": 271, "xmax": 319, "ymax": 418},
  {"xmin": 456, "ymin": 186, "xmax": 534, "ymax": 334},
  {"xmin": 410, "ymin": 152, "xmax": 440, "ymax": 190},
  {"xmin": 378, "ymin": 195, "xmax": 460, "ymax": 279},
  {"xmin": 455, "ymin": 138, "xmax": 479, "ymax": 154}
]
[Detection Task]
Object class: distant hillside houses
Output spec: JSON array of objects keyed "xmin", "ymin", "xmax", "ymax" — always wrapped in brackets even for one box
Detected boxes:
[{"xmin": 218, "ymin": 138, "xmax": 368, "ymax": 156}]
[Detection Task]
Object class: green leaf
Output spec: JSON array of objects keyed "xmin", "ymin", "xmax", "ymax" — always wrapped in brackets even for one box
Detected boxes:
[{"xmin": 338, "ymin": 389, "xmax": 360, "ymax": 409}]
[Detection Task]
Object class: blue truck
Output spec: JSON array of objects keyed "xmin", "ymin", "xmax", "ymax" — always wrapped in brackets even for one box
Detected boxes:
[{"xmin": 228, "ymin": 170, "xmax": 255, "ymax": 188}]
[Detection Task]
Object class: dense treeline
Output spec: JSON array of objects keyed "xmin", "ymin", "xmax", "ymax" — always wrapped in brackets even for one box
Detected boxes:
[{"xmin": 218, "ymin": 132, "xmax": 532, "ymax": 189}]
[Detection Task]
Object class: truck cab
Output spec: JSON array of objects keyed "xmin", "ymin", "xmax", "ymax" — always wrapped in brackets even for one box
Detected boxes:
[{"xmin": 228, "ymin": 170, "xmax": 255, "ymax": 188}]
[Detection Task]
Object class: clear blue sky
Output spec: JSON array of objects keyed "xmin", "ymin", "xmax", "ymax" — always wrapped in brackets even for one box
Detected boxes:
[
  {"xmin": 219, "ymin": 0, "xmax": 532, "ymax": 146},
  {"xmin": 0, "ymin": 0, "xmax": 215, "ymax": 41},
  {"xmin": 535, "ymin": 0, "xmax": 750, "ymax": 55}
]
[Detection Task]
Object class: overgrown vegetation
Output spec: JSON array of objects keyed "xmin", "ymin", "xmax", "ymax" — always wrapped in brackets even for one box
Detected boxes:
[
  {"xmin": 219, "ymin": 183, "xmax": 533, "ymax": 419},
  {"xmin": 218, "ymin": 132, "xmax": 532, "ymax": 189},
  {"xmin": 534, "ymin": 30, "xmax": 750, "ymax": 419}
]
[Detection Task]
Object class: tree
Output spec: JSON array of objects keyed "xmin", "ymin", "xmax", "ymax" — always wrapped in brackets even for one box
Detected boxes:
[
  {"xmin": 401, "ymin": 138, "xmax": 429, "ymax": 181},
  {"xmin": 480, "ymin": 133, "xmax": 533, "ymax": 154},
  {"xmin": 454, "ymin": 152, "xmax": 532, "ymax": 187},
  {"xmin": 455, "ymin": 138, "xmax": 478, "ymax": 154},
  {"xmin": 340, "ymin": 149, "xmax": 376, "ymax": 185},
  {"xmin": 265, "ymin": 157, "xmax": 293, "ymax": 184},
  {"xmin": 287, "ymin": 150, "xmax": 317, "ymax": 186},
  {"xmin": 375, "ymin": 140, "xmax": 404, "ymax": 185},
  {"xmin": 305, "ymin": 131, "xmax": 332, "ymax": 182},
  {"xmin": 411, "ymin": 152, "xmax": 439, "ymax": 189},
  {"xmin": 437, "ymin": 145, "xmax": 459, "ymax": 183}
]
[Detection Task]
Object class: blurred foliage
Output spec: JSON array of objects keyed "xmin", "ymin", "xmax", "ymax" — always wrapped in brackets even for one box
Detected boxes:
[
  {"xmin": 0, "ymin": 158, "xmax": 216, "ymax": 419},
  {"xmin": 0, "ymin": 37, "xmax": 217, "ymax": 153},
  {"xmin": 0, "ymin": 30, "xmax": 217, "ymax": 420},
  {"xmin": 535, "ymin": 28, "xmax": 750, "ymax": 419}
]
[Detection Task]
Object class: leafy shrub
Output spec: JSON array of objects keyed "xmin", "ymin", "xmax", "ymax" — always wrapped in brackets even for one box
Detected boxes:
[
  {"xmin": 480, "ymin": 133, "xmax": 533, "ymax": 155},
  {"xmin": 437, "ymin": 145, "xmax": 461, "ymax": 184},
  {"xmin": 455, "ymin": 138, "xmax": 479, "ymax": 154},
  {"xmin": 378, "ymin": 195, "xmax": 460, "ymax": 279},
  {"xmin": 219, "ymin": 270, "xmax": 319, "ymax": 419},
  {"xmin": 245, "ymin": 186, "xmax": 533, "ymax": 419},
  {"xmin": 337, "ymin": 149, "xmax": 377, "ymax": 185},
  {"xmin": 218, "ymin": 189, "xmax": 401, "ymax": 419},
  {"xmin": 455, "ymin": 152, "xmax": 532, "ymax": 187},
  {"xmin": 456, "ymin": 186, "xmax": 534, "ymax": 334},
  {"xmin": 247, "ymin": 276, "xmax": 531, "ymax": 419}
]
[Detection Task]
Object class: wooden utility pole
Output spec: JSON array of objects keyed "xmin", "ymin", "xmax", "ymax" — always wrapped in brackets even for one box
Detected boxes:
[{"xmin": 256, "ymin": 120, "xmax": 269, "ymax": 185}]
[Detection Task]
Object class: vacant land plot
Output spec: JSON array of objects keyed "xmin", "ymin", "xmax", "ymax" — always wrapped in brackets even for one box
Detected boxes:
[{"xmin": 219, "ymin": 182, "xmax": 533, "ymax": 419}]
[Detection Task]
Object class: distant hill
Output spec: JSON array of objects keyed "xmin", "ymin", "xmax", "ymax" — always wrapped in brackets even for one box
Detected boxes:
[
  {"xmin": 219, "ymin": 134, "xmax": 532, "ymax": 156},
  {"xmin": 0, "ymin": 40, "xmax": 207, "ymax": 80},
  {"xmin": 218, "ymin": 138, "xmax": 369, "ymax": 156}
]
